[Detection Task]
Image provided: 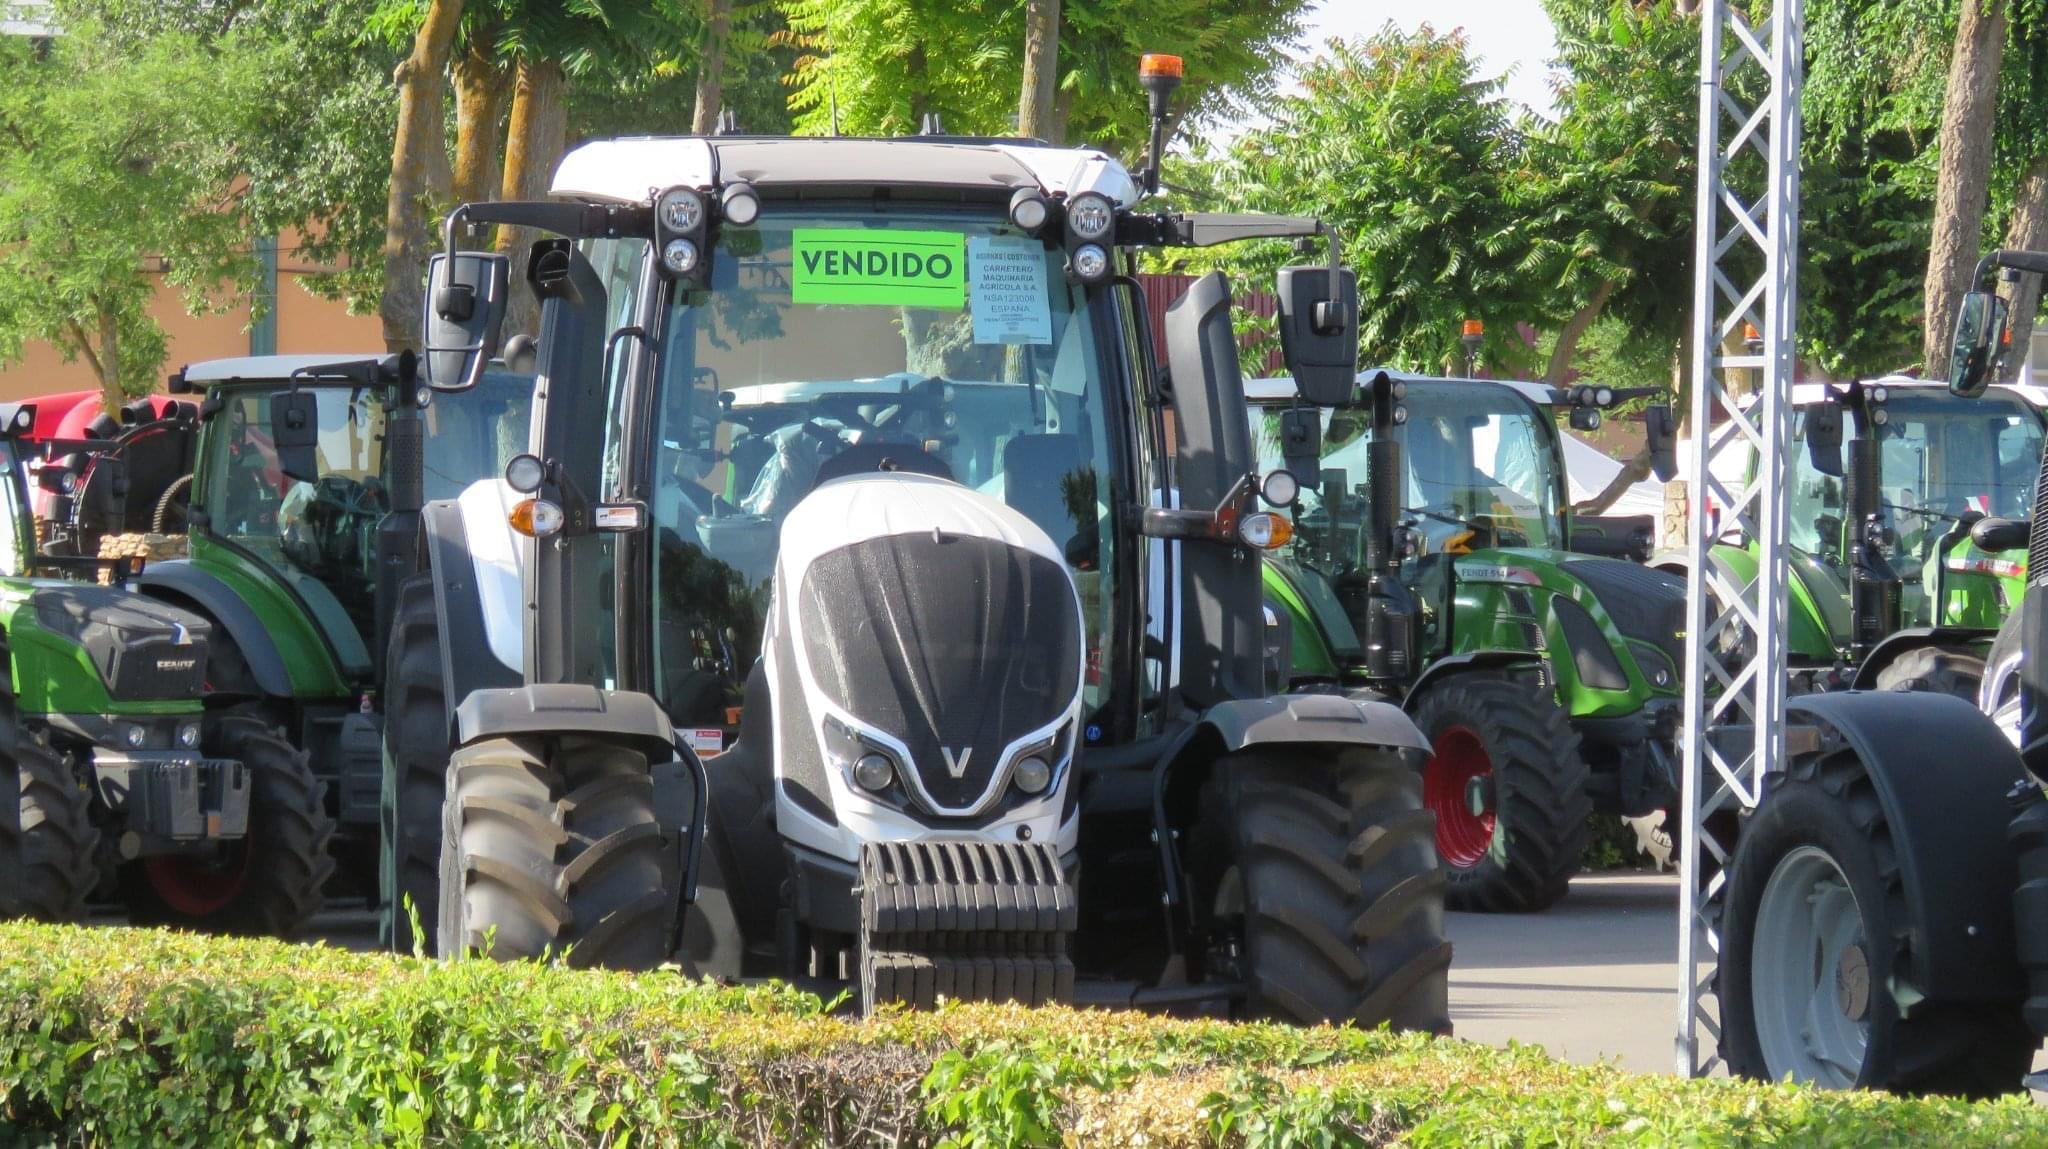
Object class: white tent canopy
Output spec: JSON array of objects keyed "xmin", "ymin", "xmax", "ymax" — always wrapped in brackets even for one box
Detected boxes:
[{"xmin": 1561, "ymin": 433, "xmax": 1665, "ymax": 518}]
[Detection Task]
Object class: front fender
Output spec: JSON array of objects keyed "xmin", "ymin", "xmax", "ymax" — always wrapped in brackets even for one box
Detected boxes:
[
  {"xmin": 424, "ymin": 492, "xmax": 521, "ymax": 725},
  {"xmin": 1400, "ymin": 650, "xmax": 1542, "ymax": 711},
  {"xmin": 1786, "ymin": 691, "xmax": 2027, "ymax": 1002},
  {"xmin": 1150, "ymin": 693, "xmax": 1431, "ymax": 908},
  {"xmin": 135, "ymin": 560, "xmax": 298, "ymax": 699}
]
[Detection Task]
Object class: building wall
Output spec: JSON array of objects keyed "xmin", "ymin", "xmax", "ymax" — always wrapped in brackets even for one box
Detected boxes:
[{"xmin": 0, "ymin": 249, "xmax": 384, "ymax": 403}]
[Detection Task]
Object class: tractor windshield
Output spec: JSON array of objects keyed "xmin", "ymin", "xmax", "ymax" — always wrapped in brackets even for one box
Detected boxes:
[
  {"xmin": 203, "ymin": 373, "xmax": 533, "ymax": 646},
  {"xmin": 635, "ymin": 209, "xmax": 1124, "ymax": 728},
  {"xmin": 1250, "ymin": 379, "xmax": 1567, "ymax": 561},
  {"xmin": 1788, "ymin": 388, "xmax": 2041, "ymax": 583}
]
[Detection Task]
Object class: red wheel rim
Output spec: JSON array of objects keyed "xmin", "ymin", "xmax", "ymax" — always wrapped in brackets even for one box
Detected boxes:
[
  {"xmin": 143, "ymin": 840, "xmax": 252, "ymax": 917},
  {"xmin": 1426, "ymin": 726, "xmax": 1496, "ymax": 869}
]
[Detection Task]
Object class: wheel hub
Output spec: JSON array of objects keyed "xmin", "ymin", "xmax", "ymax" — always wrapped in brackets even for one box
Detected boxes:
[
  {"xmin": 1465, "ymin": 774, "xmax": 1495, "ymax": 818},
  {"xmin": 1425, "ymin": 726, "xmax": 1496, "ymax": 869},
  {"xmin": 1834, "ymin": 939, "xmax": 1870, "ymax": 1023}
]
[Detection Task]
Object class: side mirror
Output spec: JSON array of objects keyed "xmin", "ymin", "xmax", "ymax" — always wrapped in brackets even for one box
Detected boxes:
[
  {"xmin": 1970, "ymin": 515, "xmax": 2030, "ymax": 554},
  {"xmin": 269, "ymin": 390, "xmax": 321, "ymax": 483},
  {"xmin": 423, "ymin": 251, "xmax": 510, "ymax": 392},
  {"xmin": 1278, "ymin": 407, "xmax": 1323, "ymax": 484},
  {"xmin": 1949, "ymin": 290, "xmax": 2009, "ymax": 398},
  {"xmin": 1804, "ymin": 401, "xmax": 1844, "ymax": 478},
  {"xmin": 1645, "ymin": 403, "xmax": 1678, "ymax": 482},
  {"xmin": 1275, "ymin": 265, "xmax": 1359, "ymax": 407}
]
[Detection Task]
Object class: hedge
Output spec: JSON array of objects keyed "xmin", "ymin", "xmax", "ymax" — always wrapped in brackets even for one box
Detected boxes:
[{"xmin": 2, "ymin": 922, "xmax": 2046, "ymax": 1147}]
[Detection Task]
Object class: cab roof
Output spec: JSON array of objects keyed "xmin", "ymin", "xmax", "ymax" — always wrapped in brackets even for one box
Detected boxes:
[
  {"xmin": 550, "ymin": 136, "xmax": 1141, "ymax": 208},
  {"xmin": 180, "ymin": 354, "xmax": 385, "ymax": 384}
]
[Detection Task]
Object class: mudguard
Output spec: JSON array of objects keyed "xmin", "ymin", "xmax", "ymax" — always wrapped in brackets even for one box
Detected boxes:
[
  {"xmin": 455, "ymin": 683, "xmax": 707, "ymax": 913},
  {"xmin": 1787, "ymin": 690, "xmax": 2028, "ymax": 1001},
  {"xmin": 1151, "ymin": 692, "xmax": 1432, "ymax": 906},
  {"xmin": 1847, "ymin": 625, "xmax": 1995, "ymax": 690},
  {"xmin": 1400, "ymin": 649, "xmax": 1543, "ymax": 710},
  {"xmin": 134, "ymin": 562, "xmax": 293, "ymax": 699}
]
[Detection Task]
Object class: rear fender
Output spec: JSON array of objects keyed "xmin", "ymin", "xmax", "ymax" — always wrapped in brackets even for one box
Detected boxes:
[
  {"xmin": 1847, "ymin": 626, "xmax": 1995, "ymax": 691},
  {"xmin": 1786, "ymin": 691, "xmax": 2027, "ymax": 1002},
  {"xmin": 1151, "ymin": 693, "xmax": 1430, "ymax": 907}
]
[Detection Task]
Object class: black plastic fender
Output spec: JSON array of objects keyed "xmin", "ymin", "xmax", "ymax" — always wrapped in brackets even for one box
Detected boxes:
[
  {"xmin": 454, "ymin": 684, "xmax": 708, "ymax": 923},
  {"xmin": 135, "ymin": 561, "xmax": 292, "ymax": 699},
  {"xmin": 1399, "ymin": 649, "xmax": 1545, "ymax": 710},
  {"xmin": 1150, "ymin": 692, "xmax": 1431, "ymax": 907},
  {"xmin": 1786, "ymin": 690, "xmax": 2028, "ymax": 1001},
  {"xmin": 1848, "ymin": 625, "xmax": 1995, "ymax": 690}
]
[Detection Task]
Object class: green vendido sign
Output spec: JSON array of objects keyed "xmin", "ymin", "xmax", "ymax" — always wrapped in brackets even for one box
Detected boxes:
[{"xmin": 791, "ymin": 228, "xmax": 966, "ymax": 309}]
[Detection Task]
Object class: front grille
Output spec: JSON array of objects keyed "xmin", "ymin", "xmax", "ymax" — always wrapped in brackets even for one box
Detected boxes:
[
  {"xmin": 1563, "ymin": 558, "xmax": 1687, "ymax": 673},
  {"xmin": 2031, "ymin": 449, "xmax": 2048, "ymax": 583},
  {"xmin": 109, "ymin": 640, "xmax": 208, "ymax": 701}
]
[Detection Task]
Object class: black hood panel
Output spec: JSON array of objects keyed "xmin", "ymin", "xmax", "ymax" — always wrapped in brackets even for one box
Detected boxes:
[
  {"xmin": 796, "ymin": 533, "xmax": 1080, "ymax": 811},
  {"xmin": 1563, "ymin": 558, "xmax": 1686, "ymax": 672}
]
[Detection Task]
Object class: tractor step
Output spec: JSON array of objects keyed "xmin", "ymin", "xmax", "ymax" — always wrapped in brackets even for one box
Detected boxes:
[{"xmin": 857, "ymin": 840, "xmax": 1077, "ymax": 1009}]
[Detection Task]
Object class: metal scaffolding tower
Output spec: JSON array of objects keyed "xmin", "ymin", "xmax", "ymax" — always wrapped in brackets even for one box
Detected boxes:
[{"xmin": 1677, "ymin": 0, "xmax": 1803, "ymax": 1076}]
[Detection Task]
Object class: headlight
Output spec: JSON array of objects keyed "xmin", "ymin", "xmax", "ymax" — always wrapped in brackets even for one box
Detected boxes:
[
  {"xmin": 1070, "ymin": 243, "xmax": 1110, "ymax": 280},
  {"xmin": 1013, "ymin": 755, "xmax": 1051, "ymax": 794},
  {"xmin": 657, "ymin": 188, "xmax": 705, "ymax": 232},
  {"xmin": 662, "ymin": 237, "xmax": 700, "ymax": 275},
  {"xmin": 509, "ymin": 498, "xmax": 564, "ymax": 538},
  {"xmin": 1237, "ymin": 511, "xmax": 1293, "ymax": 550},
  {"xmin": 853, "ymin": 753, "xmax": 895, "ymax": 792},
  {"xmin": 1260, "ymin": 468, "xmax": 1300, "ymax": 508},
  {"xmin": 123, "ymin": 724, "xmax": 147, "ymax": 748},
  {"xmin": 719, "ymin": 182, "xmax": 760, "ymax": 227},
  {"xmin": 504, "ymin": 453, "xmax": 546, "ymax": 493},
  {"xmin": 1065, "ymin": 193, "xmax": 1113, "ymax": 241},
  {"xmin": 177, "ymin": 723, "xmax": 201, "ymax": 749},
  {"xmin": 1009, "ymin": 188, "xmax": 1050, "ymax": 233}
]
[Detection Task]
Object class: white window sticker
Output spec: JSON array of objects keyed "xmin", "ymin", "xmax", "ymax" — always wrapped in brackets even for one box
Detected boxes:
[{"xmin": 966, "ymin": 235, "xmax": 1053, "ymax": 345}]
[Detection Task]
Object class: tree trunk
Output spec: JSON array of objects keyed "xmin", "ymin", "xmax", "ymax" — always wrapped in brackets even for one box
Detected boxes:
[
  {"xmin": 1545, "ymin": 280, "xmax": 1615, "ymax": 386},
  {"xmin": 379, "ymin": 0, "xmax": 466, "ymax": 353},
  {"xmin": 497, "ymin": 56, "xmax": 568, "ymax": 339},
  {"xmin": 452, "ymin": 29, "xmax": 509, "ymax": 208},
  {"xmin": 95, "ymin": 303, "xmax": 121, "ymax": 409},
  {"xmin": 422, "ymin": 96, "xmax": 453, "ymax": 209},
  {"xmin": 1018, "ymin": 0, "xmax": 1060, "ymax": 142},
  {"xmin": 1922, "ymin": 0, "xmax": 2009, "ymax": 374},
  {"xmin": 1999, "ymin": 153, "xmax": 2048, "ymax": 380},
  {"xmin": 691, "ymin": 0, "xmax": 732, "ymax": 135}
]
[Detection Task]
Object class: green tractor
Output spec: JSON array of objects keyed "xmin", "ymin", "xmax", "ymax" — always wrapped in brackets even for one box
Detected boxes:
[
  {"xmin": 0, "ymin": 401, "xmax": 332, "ymax": 934},
  {"xmin": 63, "ymin": 353, "xmax": 533, "ymax": 919},
  {"xmin": 1666, "ymin": 376, "xmax": 2041, "ymax": 700},
  {"xmin": 1247, "ymin": 372, "xmax": 1682, "ymax": 912}
]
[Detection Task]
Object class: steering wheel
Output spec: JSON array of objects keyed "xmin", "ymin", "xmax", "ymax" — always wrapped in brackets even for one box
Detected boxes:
[{"xmin": 282, "ymin": 475, "xmax": 388, "ymax": 577}]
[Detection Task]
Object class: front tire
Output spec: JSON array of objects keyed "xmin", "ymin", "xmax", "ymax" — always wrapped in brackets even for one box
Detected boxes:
[
  {"xmin": 1220, "ymin": 750, "xmax": 1452, "ymax": 1033},
  {"xmin": 438, "ymin": 735, "xmax": 672, "ymax": 969},
  {"xmin": 1872, "ymin": 644, "xmax": 1985, "ymax": 701},
  {"xmin": 1410, "ymin": 676, "xmax": 1592, "ymax": 912},
  {"xmin": 123, "ymin": 716, "xmax": 335, "ymax": 936},
  {"xmin": 381, "ymin": 573, "xmax": 449, "ymax": 953},
  {"xmin": 1721, "ymin": 747, "xmax": 2033, "ymax": 1095},
  {"xmin": 1, "ymin": 721, "xmax": 97, "ymax": 923}
]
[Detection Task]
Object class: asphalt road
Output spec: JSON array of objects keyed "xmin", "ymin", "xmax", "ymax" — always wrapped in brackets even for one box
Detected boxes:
[{"xmin": 1447, "ymin": 872, "xmax": 1697, "ymax": 1074}]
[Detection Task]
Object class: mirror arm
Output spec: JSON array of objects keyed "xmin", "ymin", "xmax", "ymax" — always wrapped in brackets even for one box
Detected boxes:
[
  {"xmin": 1974, "ymin": 249, "xmax": 2048, "ymax": 285},
  {"xmin": 442, "ymin": 201, "xmax": 652, "ymax": 256}
]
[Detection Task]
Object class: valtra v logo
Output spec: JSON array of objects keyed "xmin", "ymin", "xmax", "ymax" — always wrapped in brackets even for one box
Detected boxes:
[{"xmin": 940, "ymin": 746, "xmax": 973, "ymax": 779}]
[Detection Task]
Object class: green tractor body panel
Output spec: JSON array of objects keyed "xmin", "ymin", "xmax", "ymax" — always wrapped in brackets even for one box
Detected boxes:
[
  {"xmin": 1702, "ymin": 540, "xmax": 1843, "ymax": 663},
  {"xmin": 176, "ymin": 533, "xmax": 357, "ymax": 699},
  {"xmin": 0, "ymin": 580, "xmax": 202, "ymax": 719}
]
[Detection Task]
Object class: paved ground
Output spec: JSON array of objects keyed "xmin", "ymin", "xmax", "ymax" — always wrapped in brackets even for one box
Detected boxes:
[{"xmin": 1447, "ymin": 872, "xmax": 1695, "ymax": 1074}]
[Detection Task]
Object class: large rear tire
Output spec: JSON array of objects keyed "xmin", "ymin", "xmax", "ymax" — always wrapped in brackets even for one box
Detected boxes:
[
  {"xmin": 1872, "ymin": 644, "xmax": 1985, "ymax": 701},
  {"xmin": 123, "ymin": 715, "xmax": 335, "ymax": 936},
  {"xmin": 1721, "ymin": 746, "xmax": 2033, "ymax": 1096},
  {"xmin": 381, "ymin": 573, "xmax": 448, "ymax": 953},
  {"xmin": 1220, "ymin": 750, "xmax": 1452, "ymax": 1033},
  {"xmin": 0, "ymin": 710, "xmax": 97, "ymax": 923},
  {"xmin": 438, "ymin": 735, "xmax": 672, "ymax": 969},
  {"xmin": 1409, "ymin": 676, "xmax": 1592, "ymax": 912}
]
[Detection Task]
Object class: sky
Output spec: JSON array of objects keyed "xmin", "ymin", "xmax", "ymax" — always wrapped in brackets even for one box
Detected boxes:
[{"xmin": 1298, "ymin": 0, "xmax": 1562, "ymax": 116}]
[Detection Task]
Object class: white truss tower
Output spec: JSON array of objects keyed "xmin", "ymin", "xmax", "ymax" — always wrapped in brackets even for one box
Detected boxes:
[{"xmin": 1677, "ymin": 0, "xmax": 1803, "ymax": 1076}]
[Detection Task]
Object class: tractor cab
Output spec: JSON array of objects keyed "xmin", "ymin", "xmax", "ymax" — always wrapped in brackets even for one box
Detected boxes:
[{"xmin": 1248, "ymin": 370, "xmax": 1688, "ymax": 910}]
